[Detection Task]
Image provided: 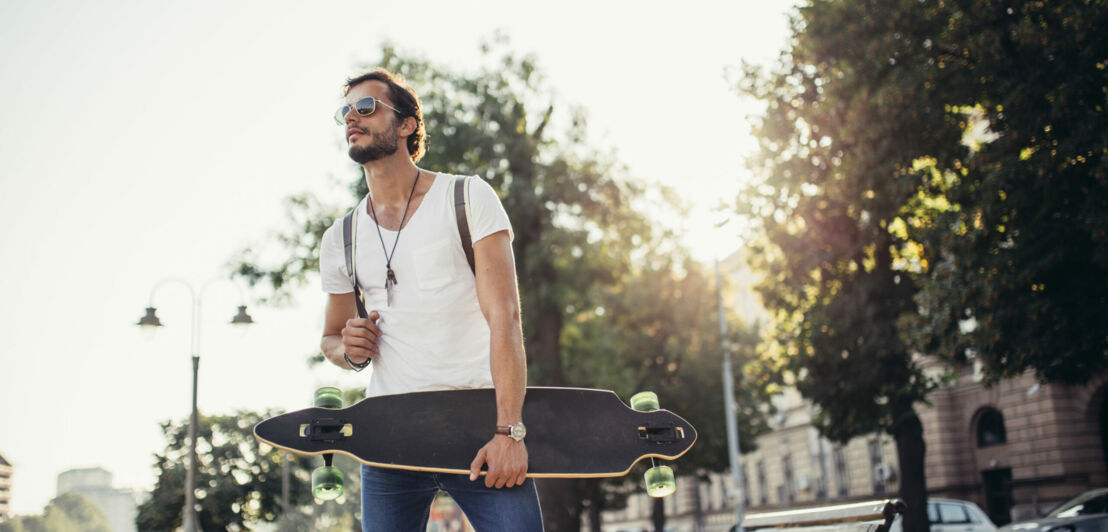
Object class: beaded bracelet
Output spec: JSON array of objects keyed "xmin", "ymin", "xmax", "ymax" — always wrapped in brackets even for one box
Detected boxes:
[{"xmin": 344, "ymin": 353, "xmax": 371, "ymax": 372}]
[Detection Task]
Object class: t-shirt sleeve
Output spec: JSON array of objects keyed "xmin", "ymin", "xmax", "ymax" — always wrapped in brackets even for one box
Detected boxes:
[
  {"xmin": 319, "ymin": 216, "xmax": 354, "ymax": 294},
  {"xmin": 468, "ymin": 177, "xmax": 513, "ymax": 243}
]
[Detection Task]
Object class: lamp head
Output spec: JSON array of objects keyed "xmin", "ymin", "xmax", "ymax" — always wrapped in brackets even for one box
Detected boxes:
[
  {"xmin": 137, "ymin": 307, "xmax": 163, "ymax": 328},
  {"xmin": 230, "ymin": 305, "xmax": 254, "ymax": 326}
]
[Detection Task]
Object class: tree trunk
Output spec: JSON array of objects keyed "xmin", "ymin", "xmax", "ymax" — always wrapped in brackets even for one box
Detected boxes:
[
  {"xmin": 693, "ymin": 475, "xmax": 704, "ymax": 532},
  {"xmin": 652, "ymin": 496, "xmax": 666, "ymax": 532},
  {"xmin": 893, "ymin": 408, "xmax": 928, "ymax": 532},
  {"xmin": 537, "ymin": 479, "xmax": 580, "ymax": 532},
  {"xmin": 530, "ymin": 304, "xmax": 576, "ymax": 531},
  {"xmin": 587, "ymin": 479, "xmax": 603, "ymax": 532},
  {"xmin": 530, "ymin": 306, "xmax": 566, "ymax": 386}
]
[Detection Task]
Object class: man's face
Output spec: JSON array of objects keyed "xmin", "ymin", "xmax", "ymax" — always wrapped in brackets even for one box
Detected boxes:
[{"xmin": 343, "ymin": 80, "xmax": 402, "ymax": 164}]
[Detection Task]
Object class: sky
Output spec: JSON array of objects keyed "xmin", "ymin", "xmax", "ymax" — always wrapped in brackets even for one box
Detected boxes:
[{"xmin": 0, "ymin": 0, "xmax": 794, "ymax": 516}]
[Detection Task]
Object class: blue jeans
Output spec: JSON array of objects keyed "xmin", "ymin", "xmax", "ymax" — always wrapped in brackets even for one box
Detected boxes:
[{"xmin": 360, "ymin": 464, "xmax": 543, "ymax": 531}]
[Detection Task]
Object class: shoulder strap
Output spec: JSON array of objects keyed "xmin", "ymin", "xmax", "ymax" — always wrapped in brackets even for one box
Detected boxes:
[
  {"xmin": 453, "ymin": 175, "xmax": 476, "ymax": 275},
  {"xmin": 342, "ymin": 209, "xmax": 369, "ymax": 319},
  {"xmin": 342, "ymin": 210, "xmax": 355, "ymax": 281}
]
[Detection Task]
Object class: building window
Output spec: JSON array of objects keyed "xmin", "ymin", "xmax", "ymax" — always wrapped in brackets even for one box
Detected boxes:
[
  {"xmin": 834, "ymin": 447, "xmax": 849, "ymax": 497},
  {"xmin": 868, "ymin": 439, "xmax": 886, "ymax": 495},
  {"xmin": 757, "ymin": 461, "xmax": 768, "ymax": 506},
  {"xmin": 741, "ymin": 465, "xmax": 751, "ymax": 508},
  {"xmin": 977, "ymin": 408, "xmax": 1007, "ymax": 447},
  {"xmin": 782, "ymin": 455, "xmax": 795, "ymax": 505}
]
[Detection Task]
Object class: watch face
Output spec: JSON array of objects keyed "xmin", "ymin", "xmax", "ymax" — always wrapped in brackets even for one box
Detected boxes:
[{"xmin": 510, "ymin": 423, "xmax": 526, "ymax": 440}]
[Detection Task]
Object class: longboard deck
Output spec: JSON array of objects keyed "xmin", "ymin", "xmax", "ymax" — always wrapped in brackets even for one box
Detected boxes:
[{"xmin": 254, "ymin": 387, "xmax": 696, "ymax": 478}]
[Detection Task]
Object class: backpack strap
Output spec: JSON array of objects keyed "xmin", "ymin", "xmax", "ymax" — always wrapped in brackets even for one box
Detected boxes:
[
  {"xmin": 453, "ymin": 175, "xmax": 476, "ymax": 275},
  {"xmin": 342, "ymin": 210, "xmax": 355, "ymax": 281},
  {"xmin": 342, "ymin": 209, "xmax": 369, "ymax": 319}
]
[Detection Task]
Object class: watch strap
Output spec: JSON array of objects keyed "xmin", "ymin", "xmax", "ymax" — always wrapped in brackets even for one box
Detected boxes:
[{"xmin": 496, "ymin": 422, "xmax": 525, "ymax": 441}]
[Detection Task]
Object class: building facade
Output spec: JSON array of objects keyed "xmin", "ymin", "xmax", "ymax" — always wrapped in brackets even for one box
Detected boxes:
[
  {"xmin": 919, "ymin": 361, "xmax": 1108, "ymax": 523},
  {"xmin": 56, "ymin": 467, "xmax": 141, "ymax": 532},
  {"xmin": 589, "ymin": 251, "xmax": 1107, "ymax": 531},
  {"xmin": 590, "ymin": 364, "xmax": 1108, "ymax": 531},
  {"xmin": 0, "ymin": 452, "xmax": 11, "ymax": 521}
]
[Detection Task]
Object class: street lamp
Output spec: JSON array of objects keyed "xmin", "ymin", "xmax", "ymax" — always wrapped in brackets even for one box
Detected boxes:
[
  {"xmin": 713, "ymin": 216, "xmax": 745, "ymax": 529},
  {"xmin": 716, "ymin": 259, "xmax": 745, "ymax": 529},
  {"xmin": 137, "ymin": 277, "xmax": 254, "ymax": 532}
]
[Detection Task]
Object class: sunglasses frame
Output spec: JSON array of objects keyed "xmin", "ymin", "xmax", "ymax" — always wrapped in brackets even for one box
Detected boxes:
[{"xmin": 335, "ymin": 97, "xmax": 403, "ymax": 125}]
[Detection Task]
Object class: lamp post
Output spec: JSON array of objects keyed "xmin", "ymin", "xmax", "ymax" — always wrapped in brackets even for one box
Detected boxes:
[
  {"xmin": 716, "ymin": 257, "xmax": 745, "ymax": 530},
  {"xmin": 137, "ymin": 277, "xmax": 253, "ymax": 532}
]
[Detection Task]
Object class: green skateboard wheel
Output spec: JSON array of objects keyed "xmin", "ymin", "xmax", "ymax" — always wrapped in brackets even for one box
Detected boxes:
[
  {"xmin": 630, "ymin": 391, "xmax": 660, "ymax": 412},
  {"xmin": 314, "ymin": 387, "xmax": 343, "ymax": 409},
  {"xmin": 311, "ymin": 466, "xmax": 344, "ymax": 500},
  {"xmin": 645, "ymin": 465, "xmax": 676, "ymax": 498}
]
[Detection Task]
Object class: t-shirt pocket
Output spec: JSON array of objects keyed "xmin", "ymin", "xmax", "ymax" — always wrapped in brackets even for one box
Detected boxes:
[{"xmin": 413, "ymin": 239, "xmax": 459, "ymax": 291}]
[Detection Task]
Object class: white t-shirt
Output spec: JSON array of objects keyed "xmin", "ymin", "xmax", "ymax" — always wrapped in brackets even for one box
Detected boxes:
[{"xmin": 319, "ymin": 173, "xmax": 513, "ymax": 397}]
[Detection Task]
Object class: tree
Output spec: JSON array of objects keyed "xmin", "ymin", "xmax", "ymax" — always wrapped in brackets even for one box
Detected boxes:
[
  {"xmin": 897, "ymin": 0, "xmax": 1108, "ymax": 385},
  {"xmin": 0, "ymin": 493, "xmax": 111, "ymax": 532},
  {"xmin": 234, "ymin": 37, "xmax": 772, "ymax": 531},
  {"xmin": 234, "ymin": 39, "xmax": 650, "ymax": 532},
  {"xmin": 740, "ymin": 1, "xmax": 1107, "ymax": 530},
  {"xmin": 136, "ymin": 410, "xmax": 359, "ymax": 531},
  {"xmin": 564, "ymin": 249, "xmax": 770, "ymax": 531},
  {"xmin": 735, "ymin": 1, "xmax": 962, "ymax": 529}
]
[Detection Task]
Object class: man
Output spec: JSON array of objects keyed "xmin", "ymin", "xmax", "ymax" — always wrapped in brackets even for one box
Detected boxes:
[{"xmin": 318, "ymin": 68, "xmax": 542, "ymax": 531}]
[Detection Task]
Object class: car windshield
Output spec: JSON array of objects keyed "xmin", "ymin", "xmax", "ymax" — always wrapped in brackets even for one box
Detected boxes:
[{"xmin": 1048, "ymin": 489, "xmax": 1108, "ymax": 518}]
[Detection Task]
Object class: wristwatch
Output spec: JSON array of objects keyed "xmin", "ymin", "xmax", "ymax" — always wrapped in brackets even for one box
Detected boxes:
[{"xmin": 495, "ymin": 422, "xmax": 527, "ymax": 442}]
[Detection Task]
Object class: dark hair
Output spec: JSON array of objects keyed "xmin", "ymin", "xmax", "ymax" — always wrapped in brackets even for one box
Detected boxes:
[{"xmin": 344, "ymin": 68, "xmax": 427, "ymax": 162}]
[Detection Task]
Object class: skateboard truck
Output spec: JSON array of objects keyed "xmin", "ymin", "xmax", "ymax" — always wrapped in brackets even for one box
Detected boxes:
[
  {"xmin": 638, "ymin": 423, "xmax": 685, "ymax": 444},
  {"xmin": 300, "ymin": 419, "xmax": 354, "ymax": 442},
  {"xmin": 629, "ymin": 392, "xmax": 679, "ymax": 498}
]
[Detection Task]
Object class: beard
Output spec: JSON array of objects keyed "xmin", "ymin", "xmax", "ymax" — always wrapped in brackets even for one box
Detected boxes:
[{"xmin": 348, "ymin": 121, "xmax": 400, "ymax": 163}]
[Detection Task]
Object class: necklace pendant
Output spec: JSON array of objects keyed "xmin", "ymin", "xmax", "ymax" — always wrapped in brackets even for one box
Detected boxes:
[
  {"xmin": 385, "ymin": 268, "xmax": 397, "ymax": 306},
  {"xmin": 369, "ymin": 170, "xmax": 419, "ymax": 309}
]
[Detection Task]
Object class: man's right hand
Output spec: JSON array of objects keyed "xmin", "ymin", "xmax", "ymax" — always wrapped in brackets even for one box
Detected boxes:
[{"xmin": 341, "ymin": 311, "xmax": 382, "ymax": 364}]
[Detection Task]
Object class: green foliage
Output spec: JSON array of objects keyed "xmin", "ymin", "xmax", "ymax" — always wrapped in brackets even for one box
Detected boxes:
[
  {"xmin": 136, "ymin": 410, "xmax": 359, "ymax": 531},
  {"xmin": 565, "ymin": 254, "xmax": 771, "ymax": 527},
  {"xmin": 736, "ymin": 2, "xmax": 954, "ymax": 530},
  {"xmin": 738, "ymin": 0, "xmax": 1107, "ymax": 435},
  {"xmin": 566, "ymin": 257, "xmax": 769, "ymax": 459},
  {"xmin": 895, "ymin": 0, "xmax": 1108, "ymax": 385},
  {"xmin": 373, "ymin": 39, "xmax": 663, "ymax": 391},
  {"xmin": 232, "ymin": 37, "xmax": 654, "ymax": 386},
  {"xmin": 739, "ymin": 0, "xmax": 1108, "ymax": 389},
  {"xmin": 738, "ymin": 0, "xmax": 941, "ymax": 444},
  {"xmin": 0, "ymin": 493, "xmax": 111, "ymax": 532},
  {"xmin": 233, "ymin": 36, "xmax": 772, "ymax": 531},
  {"xmin": 739, "ymin": 1, "xmax": 1106, "ymax": 530}
]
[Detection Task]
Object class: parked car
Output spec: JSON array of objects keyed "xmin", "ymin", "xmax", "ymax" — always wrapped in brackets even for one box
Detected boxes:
[
  {"xmin": 889, "ymin": 498, "xmax": 997, "ymax": 532},
  {"xmin": 998, "ymin": 487, "xmax": 1108, "ymax": 532}
]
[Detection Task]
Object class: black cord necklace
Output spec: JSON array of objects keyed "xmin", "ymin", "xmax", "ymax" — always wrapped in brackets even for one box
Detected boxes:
[{"xmin": 367, "ymin": 168, "xmax": 421, "ymax": 306}]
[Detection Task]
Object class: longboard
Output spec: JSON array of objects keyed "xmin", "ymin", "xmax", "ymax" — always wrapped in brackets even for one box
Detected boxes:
[{"xmin": 254, "ymin": 386, "xmax": 697, "ymax": 498}]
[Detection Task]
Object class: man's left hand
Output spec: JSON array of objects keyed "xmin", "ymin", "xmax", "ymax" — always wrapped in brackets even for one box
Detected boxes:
[{"xmin": 468, "ymin": 436, "xmax": 528, "ymax": 488}]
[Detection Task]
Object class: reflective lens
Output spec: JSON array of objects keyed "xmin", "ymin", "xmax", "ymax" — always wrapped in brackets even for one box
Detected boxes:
[
  {"xmin": 354, "ymin": 97, "xmax": 377, "ymax": 115},
  {"xmin": 334, "ymin": 97, "xmax": 379, "ymax": 124}
]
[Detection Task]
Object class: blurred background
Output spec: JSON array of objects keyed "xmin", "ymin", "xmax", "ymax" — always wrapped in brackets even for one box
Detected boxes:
[{"xmin": 1, "ymin": 1, "xmax": 1105, "ymax": 531}]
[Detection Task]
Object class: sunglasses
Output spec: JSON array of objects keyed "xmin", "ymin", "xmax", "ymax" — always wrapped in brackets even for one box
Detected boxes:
[{"xmin": 334, "ymin": 97, "xmax": 403, "ymax": 125}]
